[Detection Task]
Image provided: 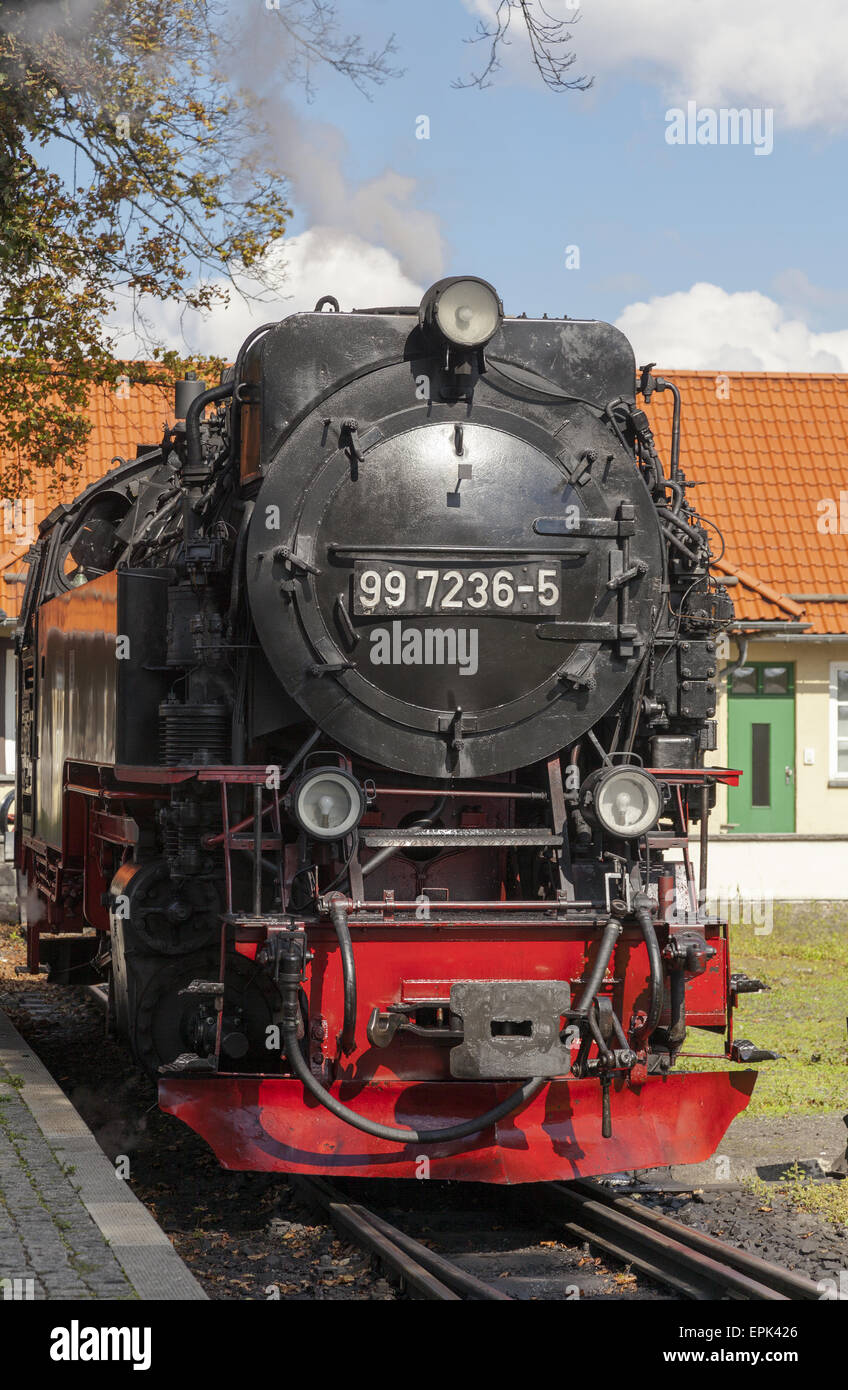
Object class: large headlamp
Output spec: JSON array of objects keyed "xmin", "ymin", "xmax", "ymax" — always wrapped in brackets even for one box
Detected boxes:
[
  {"xmin": 291, "ymin": 767, "xmax": 366, "ymax": 841},
  {"xmin": 580, "ymin": 766, "xmax": 662, "ymax": 839},
  {"xmin": 419, "ymin": 276, "xmax": 504, "ymax": 349}
]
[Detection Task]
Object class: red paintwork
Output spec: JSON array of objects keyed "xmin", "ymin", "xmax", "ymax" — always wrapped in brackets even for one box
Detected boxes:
[
  {"xmin": 20, "ymin": 755, "xmax": 752, "ymax": 1181},
  {"xmin": 160, "ymin": 899, "xmax": 750, "ymax": 1183},
  {"xmin": 648, "ymin": 767, "xmax": 741, "ymax": 786},
  {"xmin": 292, "ymin": 919, "xmax": 730, "ymax": 1081},
  {"xmin": 159, "ymin": 1070, "xmax": 756, "ymax": 1181}
]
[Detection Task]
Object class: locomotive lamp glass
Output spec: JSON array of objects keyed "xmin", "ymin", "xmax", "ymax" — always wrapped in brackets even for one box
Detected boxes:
[
  {"xmin": 293, "ymin": 768, "xmax": 365, "ymax": 841},
  {"xmin": 589, "ymin": 767, "xmax": 662, "ymax": 838},
  {"xmin": 419, "ymin": 276, "xmax": 503, "ymax": 348}
]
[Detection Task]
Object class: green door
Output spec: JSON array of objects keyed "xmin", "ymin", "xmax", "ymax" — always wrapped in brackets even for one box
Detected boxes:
[{"xmin": 727, "ymin": 662, "xmax": 795, "ymax": 832}]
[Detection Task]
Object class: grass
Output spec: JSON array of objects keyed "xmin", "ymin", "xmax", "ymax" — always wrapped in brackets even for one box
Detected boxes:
[
  {"xmin": 687, "ymin": 903, "xmax": 848, "ymax": 1117},
  {"xmin": 749, "ymin": 1163, "xmax": 848, "ymax": 1228}
]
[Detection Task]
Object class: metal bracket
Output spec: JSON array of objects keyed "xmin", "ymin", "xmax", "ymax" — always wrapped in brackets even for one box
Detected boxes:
[
  {"xmin": 555, "ymin": 446, "xmax": 595, "ymax": 486},
  {"xmin": 556, "ymin": 644, "xmax": 599, "ymax": 691},
  {"xmin": 608, "ymin": 559, "xmax": 648, "ymax": 591},
  {"xmin": 449, "ymin": 980, "xmax": 573, "ymax": 1079},
  {"xmin": 730, "ymin": 1039, "xmax": 781, "ymax": 1064},
  {"xmin": 308, "ymin": 660, "xmax": 356, "ymax": 677},
  {"xmin": 274, "ymin": 544, "xmax": 320, "ymax": 576},
  {"xmin": 438, "ymin": 706, "xmax": 477, "ymax": 752},
  {"xmin": 534, "ymin": 516, "xmax": 637, "ymax": 539},
  {"xmin": 158, "ymin": 1052, "xmax": 219, "ymax": 1075}
]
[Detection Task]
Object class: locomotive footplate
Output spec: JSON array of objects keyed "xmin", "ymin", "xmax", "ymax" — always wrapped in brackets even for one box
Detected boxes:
[{"xmin": 449, "ymin": 980, "xmax": 573, "ymax": 1079}]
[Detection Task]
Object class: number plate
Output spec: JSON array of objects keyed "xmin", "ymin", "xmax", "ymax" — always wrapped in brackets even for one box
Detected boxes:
[{"xmin": 352, "ymin": 560, "xmax": 562, "ymax": 616}]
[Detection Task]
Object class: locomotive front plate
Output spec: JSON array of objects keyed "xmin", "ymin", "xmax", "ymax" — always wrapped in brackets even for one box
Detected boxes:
[
  {"xmin": 352, "ymin": 559, "xmax": 563, "ymax": 617},
  {"xmin": 247, "ymin": 344, "xmax": 665, "ymax": 777}
]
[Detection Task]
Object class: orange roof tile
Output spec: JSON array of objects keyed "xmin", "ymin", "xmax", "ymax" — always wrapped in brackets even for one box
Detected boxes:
[
  {"xmin": 643, "ymin": 371, "xmax": 848, "ymax": 636},
  {"xmin": 2, "ymin": 366, "xmax": 847, "ymax": 636},
  {"xmin": 0, "ymin": 377, "xmax": 175, "ymax": 620}
]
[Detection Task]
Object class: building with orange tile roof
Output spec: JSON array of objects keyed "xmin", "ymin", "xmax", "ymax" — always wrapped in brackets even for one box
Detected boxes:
[
  {"xmin": 1, "ymin": 362, "xmax": 847, "ymax": 899},
  {"xmin": 645, "ymin": 371, "xmax": 848, "ymax": 902},
  {"xmin": 0, "ymin": 376, "xmax": 175, "ymax": 624},
  {"xmin": 0, "ymin": 376, "xmax": 176, "ymax": 796}
]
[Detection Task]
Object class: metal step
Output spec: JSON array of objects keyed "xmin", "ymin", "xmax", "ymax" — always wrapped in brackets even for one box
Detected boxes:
[{"xmin": 360, "ymin": 828, "xmax": 562, "ymax": 849}]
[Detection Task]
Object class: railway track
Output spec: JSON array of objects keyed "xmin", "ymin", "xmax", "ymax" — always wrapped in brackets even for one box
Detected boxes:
[
  {"xmin": 293, "ymin": 1175, "xmax": 823, "ymax": 1302},
  {"xmin": 291, "ymin": 1176, "xmax": 510, "ymax": 1301},
  {"xmin": 534, "ymin": 1181, "xmax": 822, "ymax": 1301}
]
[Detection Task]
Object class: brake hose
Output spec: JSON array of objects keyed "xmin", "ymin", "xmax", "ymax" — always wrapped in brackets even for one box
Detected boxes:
[
  {"xmin": 328, "ymin": 897, "xmax": 357, "ymax": 1056},
  {"xmin": 279, "ymin": 946, "xmax": 545, "ymax": 1144},
  {"xmin": 632, "ymin": 894, "xmax": 664, "ymax": 1045}
]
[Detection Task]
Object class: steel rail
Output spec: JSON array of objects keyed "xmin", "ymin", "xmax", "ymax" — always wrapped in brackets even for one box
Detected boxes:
[
  {"xmin": 291, "ymin": 1176, "xmax": 511, "ymax": 1301},
  {"xmin": 537, "ymin": 1181, "xmax": 821, "ymax": 1300},
  {"xmin": 569, "ymin": 1181, "xmax": 822, "ymax": 1299},
  {"xmin": 85, "ymin": 983, "xmax": 109, "ymax": 1012}
]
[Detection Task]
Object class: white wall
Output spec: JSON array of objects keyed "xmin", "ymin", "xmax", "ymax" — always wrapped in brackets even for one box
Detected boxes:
[{"xmin": 691, "ymin": 835, "xmax": 848, "ymax": 902}]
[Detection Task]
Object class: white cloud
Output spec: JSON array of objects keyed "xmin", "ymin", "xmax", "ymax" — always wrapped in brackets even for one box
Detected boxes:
[
  {"xmin": 107, "ymin": 227, "xmax": 425, "ymax": 360},
  {"xmin": 463, "ymin": 0, "xmax": 848, "ymax": 130},
  {"xmin": 615, "ymin": 282, "xmax": 848, "ymax": 371},
  {"xmin": 262, "ymin": 114, "xmax": 446, "ymax": 285},
  {"xmin": 223, "ymin": 13, "xmax": 446, "ymax": 285}
]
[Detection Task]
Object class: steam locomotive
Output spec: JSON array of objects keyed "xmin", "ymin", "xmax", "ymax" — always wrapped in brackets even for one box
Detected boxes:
[{"xmin": 15, "ymin": 277, "xmax": 772, "ymax": 1181}]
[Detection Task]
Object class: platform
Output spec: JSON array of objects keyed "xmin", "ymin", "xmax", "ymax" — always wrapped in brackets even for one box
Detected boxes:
[{"xmin": 0, "ymin": 1010, "xmax": 206, "ymax": 1301}]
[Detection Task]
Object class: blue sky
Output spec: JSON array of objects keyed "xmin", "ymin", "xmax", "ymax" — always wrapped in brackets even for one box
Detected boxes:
[
  {"xmin": 112, "ymin": 0, "xmax": 848, "ymax": 370},
  {"xmin": 281, "ymin": 0, "xmax": 840, "ymax": 324}
]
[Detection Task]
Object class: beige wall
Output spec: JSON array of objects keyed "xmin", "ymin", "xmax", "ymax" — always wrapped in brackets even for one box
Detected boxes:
[
  {"xmin": 709, "ymin": 636, "xmax": 848, "ymax": 835},
  {"xmin": 694, "ymin": 635, "xmax": 848, "ymax": 898}
]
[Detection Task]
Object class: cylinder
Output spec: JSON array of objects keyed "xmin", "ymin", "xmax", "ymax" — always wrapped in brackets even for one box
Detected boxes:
[
  {"xmin": 658, "ymin": 872, "xmax": 676, "ymax": 923},
  {"xmin": 174, "ymin": 373, "xmax": 208, "ymax": 420}
]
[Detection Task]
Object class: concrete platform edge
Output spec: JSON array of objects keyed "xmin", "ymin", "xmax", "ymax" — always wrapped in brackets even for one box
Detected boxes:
[{"xmin": 0, "ymin": 1009, "xmax": 207, "ymax": 1301}]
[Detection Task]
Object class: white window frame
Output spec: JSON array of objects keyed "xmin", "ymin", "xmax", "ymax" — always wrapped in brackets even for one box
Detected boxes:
[
  {"xmin": 3, "ymin": 647, "xmax": 13, "ymax": 777},
  {"xmin": 829, "ymin": 661, "xmax": 848, "ymax": 783}
]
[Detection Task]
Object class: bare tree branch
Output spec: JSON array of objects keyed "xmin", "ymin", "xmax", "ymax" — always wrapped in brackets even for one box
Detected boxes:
[{"xmin": 455, "ymin": 0, "xmax": 592, "ymax": 93}]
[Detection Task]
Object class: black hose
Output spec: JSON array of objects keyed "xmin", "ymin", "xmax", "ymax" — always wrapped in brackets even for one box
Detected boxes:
[
  {"xmin": 667, "ymin": 969, "xmax": 687, "ymax": 1048},
  {"xmin": 633, "ymin": 895, "xmax": 664, "ymax": 1045},
  {"xmin": 721, "ymin": 636, "xmax": 749, "ymax": 686},
  {"xmin": 573, "ymin": 917, "xmax": 621, "ymax": 1015},
  {"xmin": 657, "ymin": 377, "xmax": 682, "ymax": 486},
  {"xmin": 278, "ymin": 941, "xmax": 546, "ymax": 1144},
  {"xmin": 185, "ymin": 382, "xmax": 234, "ymax": 479},
  {"xmin": 328, "ymin": 896, "xmax": 357, "ymax": 1055},
  {"xmin": 283, "ymin": 1023, "xmax": 545, "ymax": 1143},
  {"xmin": 661, "ymin": 524, "xmax": 701, "ymax": 565},
  {"xmin": 664, "ymin": 479, "xmax": 685, "ymax": 513},
  {"xmin": 656, "ymin": 505, "xmax": 702, "ymax": 542}
]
